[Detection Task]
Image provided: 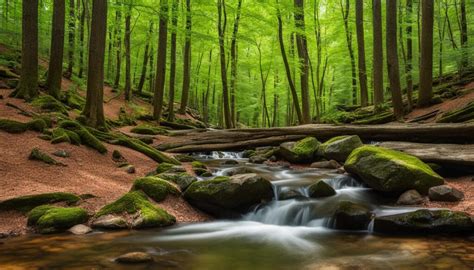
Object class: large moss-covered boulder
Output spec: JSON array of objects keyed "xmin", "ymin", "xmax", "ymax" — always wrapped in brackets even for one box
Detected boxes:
[
  {"xmin": 344, "ymin": 145, "xmax": 444, "ymax": 194},
  {"xmin": 131, "ymin": 177, "xmax": 180, "ymax": 202},
  {"xmin": 158, "ymin": 173, "xmax": 197, "ymax": 191},
  {"xmin": 0, "ymin": 192, "xmax": 80, "ymax": 213},
  {"xmin": 278, "ymin": 137, "xmax": 321, "ymax": 164},
  {"xmin": 320, "ymin": 135, "xmax": 363, "ymax": 162},
  {"xmin": 28, "ymin": 206, "xmax": 88, "ymax": 234},
  {"xmin": 96, "ymin": 191, "xmax": 175, "ymax": 229},
  {"xmin": 373, "ymin": 209, "xmax": 473, "ymax": 234},
  {"xmin": 184, "ymin": 174, "xmax": 274, "ymax": 217},
  {"xmin": 332, "ymin": 201, "xmax": 373, "ymax": 231}
]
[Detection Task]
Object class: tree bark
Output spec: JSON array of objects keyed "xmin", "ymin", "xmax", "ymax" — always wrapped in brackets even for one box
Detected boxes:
[
  {"xmin": 355, "ymin": 0, "xmax": 368, "ymax": 107},
  {"xmin": 386, "ymin": 0, "xmax": 404, "ymax": 120},
  {"xmin": 82, "ymin": 0, "xmax": 107, "ymax": 129},
  {"xmin": 15, "ymin": 0, "xmax": 38, "ymax": 100},
  {"xmin": 179, "ymin": 0, "xmax": 192, "ymax": 115},
  {"xmin": 124, "ymin": 4, "xmax": 132, "ymax": 101},
  {"xmin": 78, "ymin": 0, "xmax": 87, "ymax": 78},
  {"xmin": 167, "ymin": 0, "xmax": 179, "ymax": 122},
  {"xmin": 113, "ymin": 7, "xmax": 122, "ymax": 91},
  {"xmin": 230, "ymin": 0, "xmax": 242, "ymax": 128},
  {"xmin": 217, "ymin": 0, "xmax": 232, "ymax": 129},
  {"xmin": 341, "ymin": 0, "xmax": 358, "ymax": 105},
  {"xmin": 137, "ymin": 22, "xmax": 152, "ymax": 94},
  {"xmin": 46, "ymin": 0, "xmax": 65, "ymax": 99},
  {"xmin": 372, "ymin": 0, "xmax": 384, "ymax": 108},
  {"xmin": 65, "ymin": 0, "xmax": 75, "ymax": 78},
  {"xmin": 405, "ymin": 0, "xmax": 414, "ymax": 111},
  {"xmin": 418, "ymin": 0, "xmax": 434, "ymax": 107},
  {"xmin": 152, "ymin": 0, "xmax": 168, "ymax": 121}
]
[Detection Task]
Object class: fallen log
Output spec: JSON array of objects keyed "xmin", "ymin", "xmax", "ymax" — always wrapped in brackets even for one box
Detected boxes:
[{"xmin": 158, "ymin": 123, "xmax": 474, "ymax": 152}]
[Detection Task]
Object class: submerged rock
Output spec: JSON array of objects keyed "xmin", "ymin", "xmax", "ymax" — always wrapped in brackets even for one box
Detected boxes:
[
  {"xmin": 308, "ymin": 181, "xmax": 336, "ymax": 198},
  {"xmin": 278, "ymin": 137, "xmax": 321, "ymax": 164},
  {"xmin": 184, "ymin": 174, "xmax": 274, "ymax": 217},
  {"xmin": 373, "ymin": 209, "xmax": 474, "ymax": 234},
  {"xmin": 320, "ymin": 135, "xmax": 363, "ymax": 162},
  {"xmin": 397, "ymin": 190, "xmax": 424, "ymax": 205},
  {"xmin": 333, "ymin": 201, "xmax": 373, "ymax": 231},
  {"xmin": 68, "ymin": 224, "xmax": 92, "ymax": 235},
  {"xmin": 428, "ymin": 185, "xmax": 464, "ymax": 202},
  {"xmin": 92, "ymin": 215, "xmax": 128, "ymax": 229},
  {"xmin": 344, "ymin": 145, "xmax": 444, "ymax": 194},
  {"xmin": 115, "ymin": 252, "xmax": 153, "ymax": 264}
]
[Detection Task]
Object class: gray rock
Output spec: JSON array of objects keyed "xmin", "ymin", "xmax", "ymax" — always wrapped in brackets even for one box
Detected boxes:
[
  {"xmin": 278, "ymin": 137, "xmax": 321, "ymax": 164},
  {"xmin": 333, "ymin": 201, "xmax": 373, "ymax": 230},
  {"xmin": 92, "ymin": 215, "xmax": 128, "ymax": 229},
  {"xmin": 397, "ymin": 190, "xmax": 424, "ymax": 205},
  {"xmin": 125, "ymin": 165, "xmax": 136, "ymax": 174},
  {"xmin": 278, "ymin": 189, "xmax": 303, "ymax": 201},
  {"xmin": 320, "ymin": 135, "xmax": 363, "ymax": 162},
  {"xmin": 249, "ymin": 155, "xmax": 267, "ymax": 164},
  {"xmin": 429, "ymin": 185, "xmax": 464, "ymax": 202},
  {"xmin": 308, "ymin": 181, "xmax": 336, "ymax": 198},
  {"xmin": 310, "ymin": 160, "xmax": 341, "ymax": 169},
  {"xmin": 68, "ymin": 224, "xmax": 92, "ymax": 235},
  {"xmin": 115, "ymin": 252, "xmax": 153, "ymax": 264},
  {"xmin": 52, "ymin": 150, "xmax": 70, "ymax": 158},
  {"xmin": 222, "ymin": 160, "xmax": 239, "ymax": 165}
]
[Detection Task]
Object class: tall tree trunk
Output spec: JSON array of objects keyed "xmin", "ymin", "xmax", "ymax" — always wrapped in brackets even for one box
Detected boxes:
[
  {"xmin": 372, "ymin": 0, "xmax": 384, "ymax": 109},
  {"xmin": 113, "ymin": 7, "xmax": 122, "ymax": 90},
  {"xmin": 46, "ymin": 0, "xmax": 65, "ymax": 99},
  {"xmin": 418, "ymin": 0, "xmax": 434, "ymax": 107},
  {"xmin": 152, "ymin": 0, "xmax": 168, "ymax": 121},
  {"xmin": 341, "ymin": 0, "xmax": 357, "ymax": 105},
  {"xmin": 148, "ymin": 44, "xmax": 154, "ymax": 92},
  {"xmin": 294, "ymin": 0, "xmax": 311, "ymax": 124},
  {"xmin": 460, "ymin": 0, "xmax": 468, "ymax": 72},
  {"xmin": 276, "ymin": 2, "xmax": 303, "ymax": 125},
  {"xmin": 15, "ymin": 0, "xmax": 38, "ymax": 100},
  {"xmin": 405, "ymin": 0, "xmax": 414, "ymax": 111},
  {"xmin": 179, "ymin": 0, "xmax": 191, "ymax": 114},
  {"xmin": 386, "ymin": 0, "xmax": 404, "ymax": 120},
  {"xmin": 78, "ymin": 0, "xmax": 86, "ymax": 78},
  {"xmin": 355, "ymin": 0, "xmax": 368, "ymax": 107},
  {"xmin": 230, "ymin": 0, "xmax": 242, "ymax": 128},
  {"xmin": 217, "ymin": 0, "xmax": 232, "ymax": 129},
  {"xmin": 167, "ymin": 0, "xmax": 179, "ymax": 122},
  {"xmin": 137, "ymin": 22, "xmax": 153, "ymax": 94},
  {"xmin": 124, "ymin": 4, "xmax": 132, "ymax": 101},
  {"xmin": 65, "ymin": 0, "xmax": 75, "ymax": 78},
  {"xmin": 82, "ymin": 0, "xmax": 107, "ymax": 128}
]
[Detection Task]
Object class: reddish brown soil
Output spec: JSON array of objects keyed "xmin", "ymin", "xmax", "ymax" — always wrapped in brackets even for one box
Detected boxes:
[{"xmin": 423, "ymin": 175, "xmax": 474, "ymax": 215}]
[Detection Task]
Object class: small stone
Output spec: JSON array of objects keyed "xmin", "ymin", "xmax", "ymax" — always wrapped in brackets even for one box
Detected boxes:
[
  {"xmin": 222, "ymin": 160, "xmax": 239, "ymax": 165},
  {"xmin": 68, "ymin": 224, "xmax": 92, "ymax": 235},
  {"xmin": 308, "ymin": 181, "xmax": 336, "ymax": 198},
  {"xmin": 125, "ymin": 165, "xmax": 136, "ymax": 174},
  {"xmin": 92, "ymin": 215, "xmax": 128, "ymax": 229},
  {"xmin": 310, "ymin": 160, "xmax": 341, "ymax": 169},
  {"xmin": 249, "ymin": 155, "xmax": 267, "ymax": 164},
  {"xmin": 52, "ymin": 150, "xmax": 70, "ymax": 158},
  {"xmin": 115, "ymin": 252, "xmax": 153, "ymax": 264},
  {"xmin": 429, "ymin": 185, "xmax": 464, "ymax": 202},
  {"xmin": 397, "ymin": 190, "xmax": 424, "ymax": 205}
]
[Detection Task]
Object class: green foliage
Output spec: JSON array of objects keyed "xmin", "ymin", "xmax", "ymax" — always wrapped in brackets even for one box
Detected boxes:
[{"xmin": 0, "ymin": 192, "xmax": 80, "ymax": 213}]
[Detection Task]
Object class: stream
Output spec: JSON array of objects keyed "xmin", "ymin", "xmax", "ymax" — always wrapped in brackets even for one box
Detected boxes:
[{"xmin": 0, "ymin": 152, "xmax": 472, "ymax": 269}]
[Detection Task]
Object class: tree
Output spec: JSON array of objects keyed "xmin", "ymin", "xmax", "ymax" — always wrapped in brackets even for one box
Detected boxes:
[
  {"xmin": 418, "ymin": 0, "xmax": 434, "ymax": 107},
  {"xmin": 386, "ymin": 0, "xmax": 404, "ymax": 120},
  {"xmin": 355, "ymin": 0, "xmax": 368, "ymax": 106},
  {"xmin": 124, "ymin": 3, "xmax": 132, "ymax": 101},
  {"xmin": 113, "ymin": 6, "xmax": 122, "ymax": 91},
  {"xmin": 78, "ymin": 0, "xmax": 87, "ymax": 78},
  {"xmin": 137, "ymin": 22, "xmax": 153, "ymax": 94},
  {"xmin": 167, "ymin": 0, "xmax": 179, "ymax": 122},
  {"xmin": 65, "ymin": 0, "xmax": 75, "ymax": 78},
  {"xmin": 179, "ymin": 0, "xmax": 191, "ymax": 115},
  {"xmin": 46, "ymin": 0, "xmax": 66, "ymax": 99},
  {"xmin": 230, "ymin": 0, "xmax": 242, "ymax": 127},
  {"xmin": 405, "ymin": 0, "xmax": 414, "ymax": 110},
  {"xmin": 294, "ymin": 0, "xmax": 311, "ymax": 124},
  {"xmin": 15, "ymin": 0, "xmax": 39, "ymax": 100},
  {"xmin": 340, "ymin": 0, "xmax": 357, "ymax": 105},
  {"xmin": 217, "ymin": 0, "xmax": 232, "ymax": 129},
  {"xmin": 82, "ymin": 0, "xmax": 107, "ymax": 128},
  {"xmin": 460, "ymin": 0, "xmax": 468, "ymax": 72},
  {"xmin": 152, "ymin": 0, "xmax": 168, "ymax": 121},
  {"xmin": 372, "ymin": 0, "xmax": 384, "ymax": 108}
]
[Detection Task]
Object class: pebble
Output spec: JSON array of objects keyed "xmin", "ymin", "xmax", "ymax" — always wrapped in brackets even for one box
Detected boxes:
[
  {"xmin": 68, "ymin": 224, "xmax": 92, "ymax": 235},
  {"xmin": 115, "ymin": 252, "xmax": 153, "ymax": 264},
  {"xmin": 53, "ymin": 150, "xmax": 70, "ymax": 158}
]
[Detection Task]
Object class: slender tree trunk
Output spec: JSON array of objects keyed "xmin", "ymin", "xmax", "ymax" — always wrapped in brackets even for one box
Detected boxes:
[
  {"xmin": 152, "ymin": 0, "xmax": 168, "ymax": 121},
  {"xmin": 65, "ymin": 0, "xmax": 75, "ymax": 78},
  {"xmin": 355, "ymin": 0, "xmax": 368, "ymax": 107},
  {"xmin": 341, "ymin": 0, "xmax": 357, "ymax": 105},
  {"xmin": 372, "ymin": 0, "xmax": 384, "ymax": 108},
  {"xmin": 460, "ymin": 0, "xmax": 468, "ymax": 72},
  {"xmin": 418, "ymin": 0, "xmax": 434, "ymax": 107},
  {"xmin": 124, "ymin": 4, "xmax": 132, "ymax": 101},
  {"xmin": 405, "ymin": 0, "xmax": 414, "ymax": 111},
  {"xmin": 386, "ymin": 0, "xmax": 404, "ymax": 120},
  {"xmin": 78, "ymin": 0, "xmax": 86, "ymax": 78},
  {"xmin": 148, "ymin": 45, "xmax": 154, "ymax": 92},
  {"xmin": 217, "ymin": 0, "xmax": 232, "ymax": 129},
  {"xmin": 230, "ymin": 0, "xmax": 242, "ymax": 128},
  {"xmin": 137, "ymin": 22, "xmax": 152, "ymax": 94},
  {"xmin": 167, "ymin": 0, "xmax": 179, "ymax": 122},
  {"xmin": 113, "ymin": 7, "xmax": 122, "ymax": 90},
  {"xmin": 179, "ymin": 0, "xmax": 191, "ymax": 114},
  {"xmin": 82, "ymin": 0, "xmax": 107, "ymax": 128},
  {"xmin": 46, "ymin": 0, "xmax": 65, "ymax": 99},
  {"xmin": 15, "ymin": 0, "xmax": 38, "ymax": 100}
]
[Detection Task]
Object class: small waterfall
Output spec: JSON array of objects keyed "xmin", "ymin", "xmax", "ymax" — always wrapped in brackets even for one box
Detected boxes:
[{"xmin": 193, "ymin": 151, "xmax": 244, "ymax": 160}]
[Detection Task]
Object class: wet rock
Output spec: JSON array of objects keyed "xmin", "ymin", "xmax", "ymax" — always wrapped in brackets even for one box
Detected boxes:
[
  {"xmin": 68, "ymin": 224, "xmax": 92, "ymax": 235},
  {"xmin": 249, "ymin": 155, "xmax": 267, "ymax": 164},
  {"xmin": 320, "ymin": 135, "xmax": 363, "ymax": 162},
  {"xmin": 92, "ymin": 215, "xmax": 128, "ymax": 229},
  {"xmin": 52, "ymin": 150, "xmax": 70, "ymax": 158},
  {"xmin": 344, "ymin": 145, "xmax": 444, "ymax": 194},
  {"xmin": 373, "ymin": 209, "xmax": 474, "ymax": 234},
  {"xmin": 115, "ymin": 252, "xmax": 153, "ymax": 264},
  {"xmin": 184, "ymin": 174, "xmax": 274, "ymax": 217},
  {"xmin": 428, "ymin": 185, "xmax": 464, "ymax": 202},
  {"xmin": 124, "ymin": 165, "xmax": 136, "ymax": 174},
  {"xmin": 131, "ymin": 177, "xmax": 180, "ymax": 202},
  {"xmin": 242, "ymin": 150, "xmax": 256, "ymax": 158},
  {"xmin": 223, "ymin": 160, "xmax": 239, "ymax": 165},
  {"xmin": 397, "ymin": 190, "xmax": 424, "ymax": 205},
  {"xmin": 333, "ymin": 201, "xmax": 373, "ymax": 230},
  {"xmin": 278, "ymin": 189, "xmax": 303, "ymax": 201},
  {"xmin": 278, "ymin": 137, "xmax": 321, "ymax": 164},
  {"xmin": 158, "ymin": 173, "xmax": 197, "ymax": 191},
  {"xmin": 308, "ymin": 181, "xmax": 336, "ymax": 198},
  {"xmin": 223, "ymin": 167, "xmax": 256, "ymax": 176},
  {"xmin": 310, "ymin": 160, "xmax": 341, "ymax": 169}
]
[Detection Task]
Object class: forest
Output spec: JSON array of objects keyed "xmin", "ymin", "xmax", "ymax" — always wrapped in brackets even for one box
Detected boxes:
[{"xmin": 0, "ymin": 0, "xmax": 472, "ymax": 269}]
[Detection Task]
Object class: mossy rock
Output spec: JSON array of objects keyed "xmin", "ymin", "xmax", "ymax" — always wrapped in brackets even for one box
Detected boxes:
[
  {"xmin": 308, "ymin": 181, "xmax": 336, "ymax": 198},
  {"xmin": 174, "ymin": 154, "xmax": 196, "ymax": 162},
  {"xmin": 59, "ymin": 120, "xmax": 107, "ymax": 154},
  {"xmin": 130, "ymin": 125, "xmax": 168, "ymax": 135},
  {"xmin": 278, "ymin": 137, "xmax": 321, "ymax": 164},
  {"xmin": 51, "ymin": 128, "xmax": 71, "ymax": 144},
  {"xmin": 29, "ymin": 147, "xmax": 65, "ymax": 166},
  {"xmin": 333, "ymin": 201, "xmax": 373, "ymax": 230},
  {"xmin": 131, "ymin": 177, "xmax": 180, "ymax": 202},
  {"xmin": 0, "ymin": 192, "xmax": 81, "ymax": 213},
  {"xmin": 345, "ymin": 145, "xmax": 444, "ymax": 194},
  {"xmin": 320, "ymin": 135, "xmax": 363, "ymax": 162},
  {"xmin": 31, "ymin": 95, "xmax": 69, "ymax": 115},
  {"xmin": 155, "ymin": 162, "xmax": 185, "ymax": 174},
  {"xmin": 373, "ymin": 209, "xmax": 474, "ymax": 234},
  {"xmin": 191, "ymin": 161, "xmax": 207, "ymax": 169},
  {"xmin": 96, "ymin": 191, "xmax": 176, "ymax": 228},
  {"xmin": 28, "ymin": 206, "xmax": 88, "ymax": 234},
  {"xmin": 26, "ymin": 118, "xmax": 48, "ymax": 132},
  {"xmin": 0, "ymin": 118, "xmax": 47, "ymax": 134},
  {"xmin": 158, "ymin": 173, "xmax": 197, "ymax": 191},
  {"xmin": 184, "ymin": 174, "xmax": 274, "ymax": 217}
]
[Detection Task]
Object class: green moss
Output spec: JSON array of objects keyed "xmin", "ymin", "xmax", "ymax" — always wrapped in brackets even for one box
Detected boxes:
[
  {"xmin": 292, "ymin": 137, "xmax": 320, "ymax": 156},
  {"xmin": 29, "ymin": 147, "xmax": 64, "ymax": 166},
  {"xmin": 192, "ymin": 161, "xmax": 207, "ymax": 169},
  {"xmin": 0, "ymin": 192, "xmax": 80, "ymax": 213},
  {"xmin": 51, "ymin": 128, "xmax": 70, "ymax": 144},
  {"xmin": 65, "ymin": 130, "xmax": 81, "ymax": 145},
  {"xmin": 131, "ymin": 177, "xmax": 180, "ymax": 202},
  {"xmin": 113, "ymin": 137, "xmax": 179, "ymax": 164},
  {"xmin": 26, "ymin": 118, "xmax": 47, "ymax": 132},
  {"xmin": 194, "ymin": 168, "xmax": 212, "ymax": 177},
  {"xmin": 31, "ymin": 95, "xmax": 69, "ymax": 115},
  {"xmin": 0, "ymin": 118, "xmax": 28, "ymax": 133},
  {"xmin": 322, "ymin": 136, "xmax": 348, "ymax": 146},
  {"xmin": 59, "ymin": 120, "xmax": 107, "ymax": 153},
  {"xmin": 27, "ymin": 205, "xmax": 56, "ymax": 226},
  {"xmin": 96, "ymin": 191, "xmax": 176, "ymax": 227},
  {"xmin": 156, "ymin": 163, "xmax": 174, "ymax": 174},
  {"xmin": 352, "ymin": 112, "xmax": 394, "ymax": 125},
  {"xmin": 320, "ymin": 135, "xmax": 363, "ymax": 162},
  {"xmin": 64, "ymin": 90, "xmax": 85, "ymax": 110},
  {"xmin": 158, "ymin": 173, "xmax": 197, "ymax": 191},
  {"xmin": 130, "ymin": 125, "xmax": 168, "ymax": 135},
  {"xmin": 174, "ymin": 154, "xmax": 196, "ymax": 162},
  {"xmin": 36, "ymin": 207, "xmax": 88, "ymax": 234}
]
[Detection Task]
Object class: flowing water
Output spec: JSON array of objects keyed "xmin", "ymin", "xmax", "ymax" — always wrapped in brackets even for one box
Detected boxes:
[{"xmin": 0, "ymin": 152, "xmax": 473, "ymax": 269}]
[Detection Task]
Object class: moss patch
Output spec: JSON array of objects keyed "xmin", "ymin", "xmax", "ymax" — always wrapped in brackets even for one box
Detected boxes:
[
  {"xmin": 29, "ymin": 148, "xmax": 65, "ymax": 166},
  {"xmin": 131, "ymin": 177, "xmax": 181, "ymax": 202},
  {"xmin": 0, "ymin": 192, "xmax": 80, "ymax": 213},
  {"xmin": 31, "ymin": 95, "xmax": 69, "ymax": 115},
  {"xmin": 31, "ymin": 206, "xmax": 88, "ymax": 234},
  {"xmin": 130, "ymin": 125, "xmax": 168, "ymax": 135},
  {"xmin": 59, "ymin": 120, "xmax": 107, "ymax": 153},
  {"xmin": 0, "ymin": 118, "xmax": 47, "ymax": 133}
]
